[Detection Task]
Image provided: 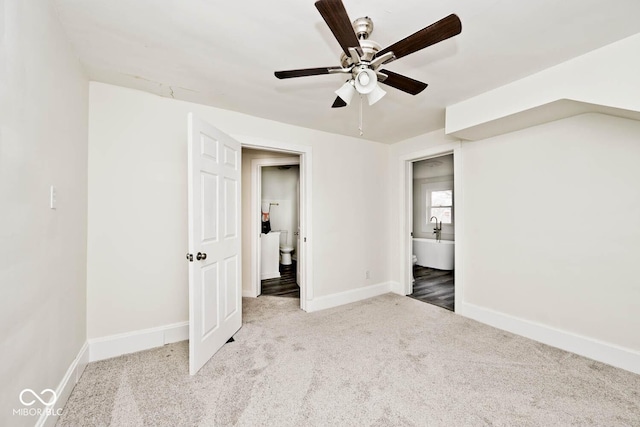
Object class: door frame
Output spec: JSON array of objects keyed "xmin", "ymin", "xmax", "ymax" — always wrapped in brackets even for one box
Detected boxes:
[
  {"xmin": 251, "ymin": 156, "xmax": 300, "ymax": 298},
  {"xmin": 233, "ymin": 134, "xmax": 313, "ymax": 312},
  {"xmin": 399, "ymin": 142, "xmax": 463, "ymax": 312}
]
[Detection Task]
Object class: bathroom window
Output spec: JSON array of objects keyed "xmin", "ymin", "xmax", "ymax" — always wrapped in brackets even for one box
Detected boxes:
[
  {"xmin": 429, "ymin": 190, "xmax": 452, "ymax": 224},
  {"xmin": 419, "ymin": 180, "xmax": 453, "ymax": 233}
]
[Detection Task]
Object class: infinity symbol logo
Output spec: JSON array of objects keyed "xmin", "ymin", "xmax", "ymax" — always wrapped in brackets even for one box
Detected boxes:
[{"xmin": 19, "ymin": 389, "xmax": 57, "ymax": 407}]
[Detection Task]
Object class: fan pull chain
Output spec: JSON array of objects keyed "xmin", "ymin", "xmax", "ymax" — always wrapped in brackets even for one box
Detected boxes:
[{"xmin": 359, "ymin": 95, "xmax": 364, "ymax": 136}]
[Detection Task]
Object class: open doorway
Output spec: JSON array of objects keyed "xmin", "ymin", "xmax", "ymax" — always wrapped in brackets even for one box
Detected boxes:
[
  {"xmin": 257, "ymin": 162, "xmax": 300, "ymax": 299},
  {"xmin": 399, "ymin": 142, "xmax": 462, "ymax": 314},
  {"xmin": 241, "ymin": 145, "xmax": 311, "ymax": 310},
  {"xmin": 408, "ymin": 154, "xmax": 455, "ymax": 311}
]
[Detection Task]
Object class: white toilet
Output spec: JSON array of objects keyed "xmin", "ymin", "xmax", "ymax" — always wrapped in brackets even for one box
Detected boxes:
[{"xmin": 279, "ymin": 230, "xmax": 294, "ymax": 265}]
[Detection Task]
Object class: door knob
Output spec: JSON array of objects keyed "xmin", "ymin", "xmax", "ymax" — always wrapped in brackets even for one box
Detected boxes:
[{"xmin": 196, "ymin": 252, "xmax": 207, "ymax": 261}]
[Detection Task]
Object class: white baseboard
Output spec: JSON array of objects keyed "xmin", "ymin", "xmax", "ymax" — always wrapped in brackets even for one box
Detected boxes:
[
  {"xmin": 261, "ymin": 272, "xmax": 280, "ymax": 280},
  {"xmin": 37, "ymin": 341, "xmax": 89, "ymax": 427},
  {"xmin": 389, "ymin": 281, "xmax": 405, "ymax": 295},
  {"xmin": 242, "ymin": 289, "xmax": 257, "ymax": 298},
  {"xmin": 38, "ymin": 322, "xmax": 188, "ymax": 425},
  {"xmin": 89, "ymin": 321, "xmax": 188, "ymax": 362},
  {"xmin": 306, "ymin": 281, "xmax": 392, "ymax": 312},
  {"xmin": 460, "ymin": 302, "xmax": 640, "ymax": 375}
]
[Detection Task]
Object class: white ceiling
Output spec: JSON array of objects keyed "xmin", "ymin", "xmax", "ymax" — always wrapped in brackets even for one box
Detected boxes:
[
  {"xmin": 55, "ymin": 0, "xmax": 640, "ymax": 143},
  {"xmin": 414, "ymin": 155, "xmax": 453, "ymax": 180}
]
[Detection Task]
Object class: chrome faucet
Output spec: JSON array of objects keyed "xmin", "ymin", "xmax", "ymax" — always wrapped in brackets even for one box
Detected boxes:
[{"xmin": 430, "ymin": 216, "xmax": 442, "ymax": 241}]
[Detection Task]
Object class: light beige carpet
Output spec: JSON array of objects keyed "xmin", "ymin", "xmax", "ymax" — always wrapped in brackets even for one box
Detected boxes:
[{"xmin": 58, "ymin": 294, "xmax": 640, "ymax": 426}]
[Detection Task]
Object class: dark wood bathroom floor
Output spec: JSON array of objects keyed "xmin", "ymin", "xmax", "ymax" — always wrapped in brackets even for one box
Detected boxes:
[
  {"xmin": 260, "ymin": 261, "xmax": 299, "ymax": 298},
  {"xmin": 409, "ymin": 266, "xmax": 454, "ymax": 311}
]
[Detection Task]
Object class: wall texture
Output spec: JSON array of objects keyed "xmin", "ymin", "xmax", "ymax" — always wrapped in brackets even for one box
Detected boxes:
[
  {"xmin": 0, "ymin": 1, "xmax": 88, "ymax": 424},
  {"xmin": 88, "ymin": 82, "xmax": 390, "ymax": 339},
  {"xmin": 462, "ymin": 113, "xmax": 640, "ymax": 351}
]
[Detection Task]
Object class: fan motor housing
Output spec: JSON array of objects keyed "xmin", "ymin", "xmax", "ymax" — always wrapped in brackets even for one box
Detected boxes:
[
  {"xmin": 353, "ymin": 17, "xmax": 374, "ymax": 39},
  {"xmin": 340, "ymin": 39, "xmax": 381, "ymax": 67},
  {"xmin": 339, "ymin": 17, "xmax": 380, "ymax": 67}
]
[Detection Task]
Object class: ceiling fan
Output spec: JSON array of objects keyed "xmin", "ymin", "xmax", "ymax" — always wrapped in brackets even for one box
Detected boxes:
[{"xmin": 274, "ymin": 0, "xmax": 462, "ymax": 108}]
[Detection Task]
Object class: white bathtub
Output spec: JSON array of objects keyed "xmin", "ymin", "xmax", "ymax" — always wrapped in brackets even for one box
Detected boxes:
[{"xmin": 413, "ymin": 238, "xmax": 455, "ymax": 270}]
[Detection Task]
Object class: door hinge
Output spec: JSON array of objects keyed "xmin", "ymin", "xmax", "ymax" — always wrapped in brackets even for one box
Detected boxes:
[{"xmin": 186, "ymin": 253, "xmax": 194, "ymax": 262}]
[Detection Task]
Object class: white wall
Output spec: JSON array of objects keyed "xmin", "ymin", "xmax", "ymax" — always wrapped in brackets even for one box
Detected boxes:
[
  {"xmin": 88, "ymin": 82, "xmax": 390, "ymax": 339},
  {"xmin": 462, "ymin": 113, "xmax": 640, "ymax": 351},
  {"xmin": 390, "ymin": 113, "xmax": 640, "ymax": 369},
  {"xmin": 262, "ymin": 165, "xmax": 299, "ymax": 249},
  {"xmin": 0, "ymin": 1, "xmax": 88, "ymax": 424}
]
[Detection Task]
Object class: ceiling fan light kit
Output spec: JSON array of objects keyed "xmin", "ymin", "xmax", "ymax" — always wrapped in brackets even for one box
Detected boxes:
[
  {"xmin": 367, "ymin": 85, "xmax": 387, "ymax": 106},
  {"xmin": 274, "ymin": 0, "xmax": 462, "ymax": 133},
  {"xmin": 354, "ymin": 68, "xmax": 377, "ymax": 94},
  {"xmin": 335, "ymin": 80, "xmax": 356, "ymax": 105},
  {"xmin": 335, "ymin": 71, "xmax": 386, "ymax": 108}
]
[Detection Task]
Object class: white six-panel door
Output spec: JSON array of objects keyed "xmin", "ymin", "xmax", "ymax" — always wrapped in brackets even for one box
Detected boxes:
[{"xmin": 187, "ymin": 113, "xmax": 242, "ymax": 375}]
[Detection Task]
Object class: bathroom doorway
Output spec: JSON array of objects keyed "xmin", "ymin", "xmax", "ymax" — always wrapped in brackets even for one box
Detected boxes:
[
  {"xmin": 408, "ymin": 154, "xmax": 455, "ymax": 311},
  {"xmin": 241, "ymin": 147, "xmax": 304, "ymax": 304},
  {"xmin": 259, "ymin": 163, "xmax": 300, "ymax": 299},
  {"xmin": 396, "ymin": 142, "xmax": 464, "ymax": 313}
]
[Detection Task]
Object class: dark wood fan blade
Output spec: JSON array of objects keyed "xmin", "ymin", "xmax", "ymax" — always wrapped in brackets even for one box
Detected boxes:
[
  {"xmin": 378, "ymin": 70, "xmax": 428, "ymax": 95},
  {"xmin": 331, "ymin": 96, "xmax": 347, "ymax": 108},
  {"xmin": 275, "ymin": 67, "xmax": 341, "ymax": 79},
  {"xmin": 315, "ymin": 0, "xmax": 362, "ymax": 57},
  {"xmin": 378, "ymin": 14, "xmax": 461, "ymax": 60}
]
